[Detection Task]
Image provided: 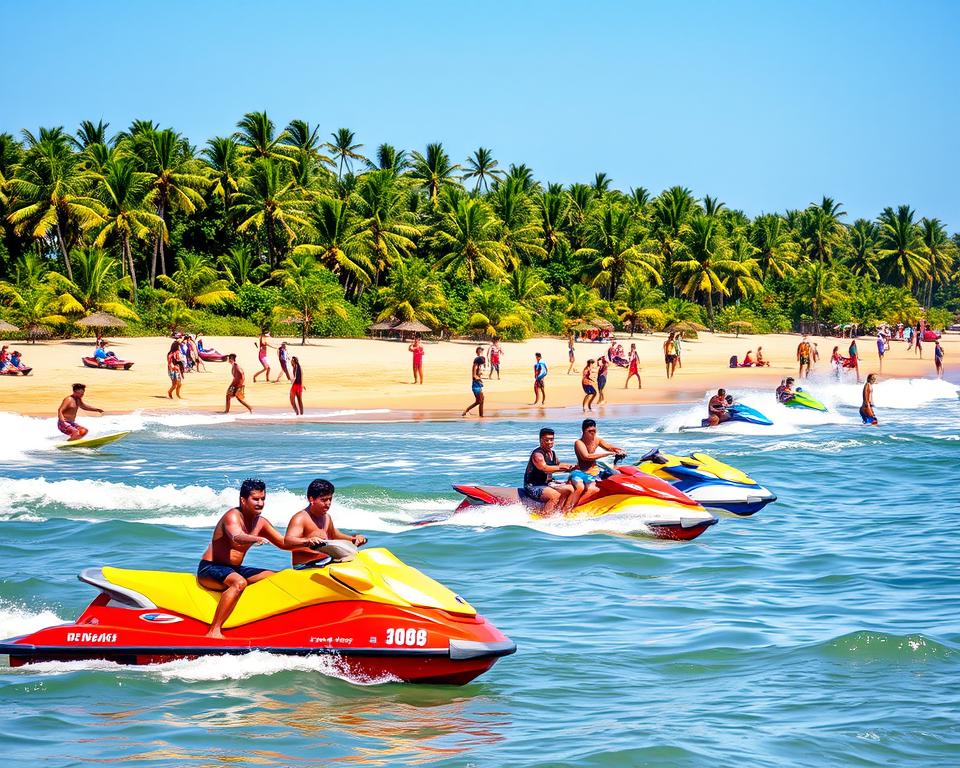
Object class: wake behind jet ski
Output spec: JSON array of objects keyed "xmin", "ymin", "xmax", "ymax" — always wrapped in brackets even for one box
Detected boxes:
[
  {"xmin": 680, "ymin": 389, "xmax": 773, "ymax": 431},
  {"xmin": 0, "ymin": 542, "xmax": 515, "ymax": 685},
  {"xmin": 633, "ymin": 448, "xmax": 777, "ymax": 516}
]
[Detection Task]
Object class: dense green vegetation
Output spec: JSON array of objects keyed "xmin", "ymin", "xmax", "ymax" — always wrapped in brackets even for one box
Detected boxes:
[{"xmin": 0, "ymin": 113, "xmax": 957, "ymax": 341}]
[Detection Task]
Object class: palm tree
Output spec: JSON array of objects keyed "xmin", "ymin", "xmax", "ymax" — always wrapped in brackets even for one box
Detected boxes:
[
  {"xmin": 660, "ymin": 297, "xmax": 704, "ymax": 328},
  {"xmin": 723, "ymin": 236, "xmax": 764, "ymax": 303},
  {"xmin": 376, "ymin": 257, "xmax": 447, "ymax": 327},
  {"xmin": 433, "ymin": 198, "xmax": 508, "ymax": 282},
  {"xmin": 467, "ymin": 283, "xmax": 531, "ymax": 338},
  {"xmin": 293, "ymin": 196, "xmax": 373, "ymax": 296},
  {"xmin": 506, "ymin": 265, "xmax": 552, "ymax": 309},
  {"xmin": 750, "ymin": 213, "xmax": 799, "ymax": 279},
  {"xmin": 271, "ymin": 251, "xmax": 350, "ymax": 344},
  {"xmin": 505, "ymin": 164, "xmax": 537, "ymax": 193},
  {"xmin": 93, "ymin": 158, "xmax": 164, "ymax": 301},
  {"xmin": 797, "ymin": 260, "xmax": 844, "ymax": 330},
  {"xmin": 592, "ymin": 172, "xmax": 612, "ymax": 197},
  {"xmin": 158, "ymin": 252, "xmax": 235, "ymax": 309},
  {"xmin": 218, "ymin": 245, "xmax": 269, "ymax": 290},
  {"xmin": 202, "ymin": 136, "xmax": 243, "ymax": 209},
  {"xmin": 672, "ymin": 214, "xmax": 739, "ymax": 329},
  {"xmin": 71, "ymin": 120, "xmax": 111, "ymax": 151},
  {"xmin": 0, "ymin": 276, "xmax": 69, "ymax": 333},
  {"xmin": 846, "ymin": 218, "xmax": 880, "ymax": 281},
  {"xmin": 411, "ymin": 143, "xmax": 461, "ymax": 205},
  {"xmin": 367, "ymin": 143, "xmax": 410, "ymax": 175},
  {"xmin": 703, "ymin": 195, "xmax": 726, "ymax": 217},
  {"xmin": 463, "ymin": 147, "xmax": 502, "ymax": 193},
  {"xmin": 616, "ymin": 277, "xmax": 665, "ymax": 335},
  {"xmin": 233, "ymin": 158, "xmax": 311, "ymax": 267},
  {"xmin": 8, "ymin": 129, "xmax": 105, "ymax": 281},
  {"xmin": 325, "ymin": 128, "xmax": 366, "ymax": 180},
  {"xmin": 650, "ymin": 186, "xmax": 697, "ymax": 291},
  {"xmin": 577, "ymin": 202, "xmax": 660, "ymax": 299},
  {"xmin": 800, "ymin": 200, "xmax": 846, "ymax": 264},
  {"xmin": 283, "ymin": 119, "xmax": 333, "ymax": 167},
  {"xmin": 352, "ymin": 170, "xmax": 420, "ymax": 287},
  {"xmin": 876, "ymin": 205, "xmax": 928, "ymax": 291},
  {"xmin": 489, "ymin": 177, "xmax": 546, "ymax": 267},
  {"xmin": 918, "ymin": 217, "xmax": 955, "ymax": 307},
  {"xmin": 537, "ymin": 190, "xmax": 570, "ymax": 257},
  {"xmin": 51, "ymin": 248, "xmax": 137, "ymax": 319},
  {"xmin": 234, "ymin": 111, "xmax": 291, "ymax": 161},
  {"xmin": 558, "ymin": 283, "xmax": 607, "ymax": 324},
  {"xmin": 134, "ymin": 128, "xmax": 207, "ymax": 283}
]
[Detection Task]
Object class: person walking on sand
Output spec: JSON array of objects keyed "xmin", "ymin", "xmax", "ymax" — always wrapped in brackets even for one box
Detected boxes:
[
  {"xmin": 166, "ymin": 340, "xmax": 184, "ymax": 399},
  {"xmin": 860, "ymin": 373, "xmax": 878, "ymax": 426},
  {"xmin": 797, "ymin": 335, "xmax": 812, "ymax": 379},
  {"xmin": 915, "ymin": 325, "xmax": 923, "ymax": 358},
  {"xmin": 935, "ymin": 340, "xmax": 944, "ymax": 379},
  {"xmin": 462, "ymin": 347, "xmax": 485, "ymax": 417},
  {"xmin": 625, "ymin": 343, "xmax": 641, "ymax": 388},
  {"xmin": 253, "ymin": 331, "xmax": 274, "ymax": 382},
  {"xmin": 224, "ymin": 353, "xmax": 253, "ymax": 414},
  {"xmin": 596, "ymin": 356, "xmax": 609, "ymax": 405},
  {"xmin": 56, "ymin": 383, "xmax": 104, "ymax": 441},
  {"xmin": 275, "ymin": 342, "xmax": 291, "ymax": 382},
  {"xmin": 487, "ymin": 338, "xmax": 502, "ymax": 380},
  {"xmin": 876, "ymin": 330, "xmax": 886, "ymax": 372},
  {"xmin": 663, "ymin": 333, "xmax": 675, "ymax": 378},
  {"xmin": 408, "ymin": 335, "xmax": 425, "ymax": 384},
  {"xmin": 848, "ymin": 338, "xmax": 861, "ymax": 383},
  {"xmin": 567, "ymin": 335, "xmax": 576, "ymax": 374},
  {"xmin": 582, "ymin": 359, "xmax": 598, "ymax": 412},
  {"xmin": 532, "ymin": 352, "xmax": 548, "ymax": 405},
  {"xmin": 290, "ymin": 356, "xmax": 304, "ymax": 414}
]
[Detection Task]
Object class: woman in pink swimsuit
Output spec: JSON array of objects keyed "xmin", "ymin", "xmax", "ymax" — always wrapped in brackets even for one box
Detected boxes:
[{"xmin": 253, "ymin": 331, "xmax": 274, "ymax": 382}]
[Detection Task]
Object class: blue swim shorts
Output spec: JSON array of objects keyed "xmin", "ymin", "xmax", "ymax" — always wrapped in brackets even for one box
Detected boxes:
[
  {"xmin": 524, "ymin": 484, "xmax": 551, "ymax": 501},
  {"xmin": 197, "ymin": 560, "xmax": 268, "ymax": 585},
  {"xmin": 568, "ymin": 469, "xmax": 599, "ymax": 485},
  {"xmin": 471, "ymin": 381, "xmax": 484, "ymax": 395}
]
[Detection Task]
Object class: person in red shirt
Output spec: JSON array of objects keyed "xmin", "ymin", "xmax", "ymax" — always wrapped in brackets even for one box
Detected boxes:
[{"xmin": 408, "ymin": 335, "xmax": 425, "ymax": 384}]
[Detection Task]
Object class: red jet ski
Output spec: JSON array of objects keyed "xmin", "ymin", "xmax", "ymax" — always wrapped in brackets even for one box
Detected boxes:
[
  {"xmin": 0, "ymin": 543, "xmax": 515, "ymax": 685},
  {"xmin": 199, "ymin": 350, "xmax": 228, "ymax": 362},
  {"xmin": 452, "ymin": 466, "xmax": 717, "ymax": 541},
  {"xmin": 82, "ymin": 356, "xmax": 134, "ymax": 370}
]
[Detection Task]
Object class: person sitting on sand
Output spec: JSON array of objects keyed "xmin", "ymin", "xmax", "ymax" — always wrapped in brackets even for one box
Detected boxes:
[
  {"xmin": 707, "ymin": 388, "xmax": 731, "ymax": 426},
  {"xmin": 739, "ymin": 350, "xmax": 755, "ymax": 367},
  {"xmin": 756, "ymin": 347, "xmax": 770, "ymax": 367},
  {"xmin": 197, "ymin": 478, "xmax": 326, "ymax": 638},
  {"xmin": 56, "ymin": 383, "xmax": 104, "ymax": 441},
  {"xmin": 8, "ymin": 350, "xmax": 28, "ymax": 374},
  {"xmin": 284, "ymin": 478, "xmax": 368, "ymax": 568}
]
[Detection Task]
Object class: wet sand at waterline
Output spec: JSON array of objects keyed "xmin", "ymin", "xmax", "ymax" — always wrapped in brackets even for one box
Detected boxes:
[{"xmin": 0, "ymin": 332, "xmax": 953, "ymax": 419}]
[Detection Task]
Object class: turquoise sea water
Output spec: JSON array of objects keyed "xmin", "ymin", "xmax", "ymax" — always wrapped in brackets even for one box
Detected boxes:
[{"xmin": 1, "ymin": 375, "xmax": 958, "ymax": 767}]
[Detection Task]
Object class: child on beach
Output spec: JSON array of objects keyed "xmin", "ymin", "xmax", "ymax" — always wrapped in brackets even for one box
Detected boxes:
[
  {"xmin": 253, "ymin": 331, "xmax": 273, "ymax": 382},
  {"xmin": 167, "ymin": 341, "xmax": 183, "ymax": 399},
  {"xmin": 276, "ymin": 342, "xmax": 291, "ymax": 382},
  {"xmin": 409, "ymin": 335, "xmax": 425, "ymax": 384},
  {"xmin": 290, "ymin": 356, "xmax": 304, "ymax": 414},
  {"xmin": 626, "ymin": 343, "xmax": 641, "ymax": 388},
  {"xmin": 487, "ymin": 339, "xmax": 502, "ymax": 380}
]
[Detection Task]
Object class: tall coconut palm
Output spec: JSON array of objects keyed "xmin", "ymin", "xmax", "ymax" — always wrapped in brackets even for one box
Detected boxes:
[
  {"xmin": 800, "ymin": 200, "xmax": 846, "ymax": 264},
  {"xmin": 703, "ymin": 195, "xmax": 726, "ymax": 217},
  {"xmin": 433, "ymin": 198, "xmax": 508, "ymax": 282},
  {"xmin": 218, "ymin": 245, "xmax": 269, "ymax": 290},
  {"xmin": 537, "ymin": 190, "xmax": 571, "ymax": 257},
  {"xmin": 93, "ymin": 158, "xmax": 164, "ymax": 301},
  {"xmin": 410, "ymin": 143, "xmax": 461, "ymax": 205},
  {"xmin": 918, "ymin": 217, "xmax": 955, "ymax": 307},
  {"xmin": 8, "ymin": 129, "xmax": 105, "ymax": 281},
  {"xmin": 71, "ymin": 120, "xmax": 111, "ymax": 151},
  {"xmin": 376, "ymin": 257, "xmax": 446, "ymax": 327},
  {"xmin": 616, "ymin": 277, "xmax": 665, "ymax": 335},
  {"xmin": 202, "ymin": 136, "xmax": 243, "ymax": 208},
  {"xmin": 750, "ymin": 213, "xmax": 799, "ymax": 279},
  {"xmin": 283, "ymin": 119, "xmax": 333, "ymax": 167},
  {"xmin": 158, "ymin": 251, "xmax": 235, "ymax": 308},
  {"xmin": 325, "ymin": 128, "xmax": 366, "ymax": 180},
  {"xmin": 294, "ymin": 196, "xmax": 373, "ymax": 296},
  {"xmin": 505, "ymin": 164, "xmax": 537, "ymax": 193},
  {"xmin": 271, "ymin": 251, "xmax": 350, "ymax": 344},
  {"xmin": 592, "ymin": 172, "xmax": 612, "ymax": 197},
  {"xmin": 650, "ymin": 185, "xmax": 697, "ymax": 291},
  {"xmin": 876, "ymin": 205, "xmax": 928, "ymax": 291},
  {"xmin": 628, "ymin": 187, "xmax": 651, "ymax": 212},
  {"xmin": 723, "ymin": 236, "xmax": 764, "ymax": 303},
  {"xmin": 50, "ymin": 248, "xmax": 137, "ymax": 319},
  {"xmin": 352, "ymin": 171, "xmax": 420, "ymax": 288},
  {"xmin": 797, "ymin": 260, "xmax": 844, "ymax": 330},
  {"xmin": 489, "ymin": 177, "xmax": 546, "ymax": 267},
  {"xmin": 234, "ymin": 111, "xmax": 291, "ymax": 161},
  {"xmin": 558, "ymin": 283, "xmax": 607, "ymax": 324},
  {"xmin": 467, "ymin": 282, "xmax": 532, "ymax": 338},
  {"xmin": 233, "ymin": 158, "xmax": 311, "ymax": 267},
  {"xmin": 672, "ymin": 214, "xmax": 739, "ymax": 329},
  {"xmin": 463, "ymin": 147, "xmax": 502, "ymax": 193},
  {"xmin": 506, "ymin": 265, "xmax": 552, "ymax": 309},
  {"xmin": 846, "ymin": 219, "xmax": 880, "ymax": 281},
  {"xmin": 367, "ymin": 143, "xmax": 410, "ymax": 176},
  {"xmin": 577, "ymin": 202, "xmax": 660, "ymax": 299}
]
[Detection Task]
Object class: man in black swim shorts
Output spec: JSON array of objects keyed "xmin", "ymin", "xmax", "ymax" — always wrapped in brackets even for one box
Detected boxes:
[{"xmin": 197, "ymin": 478, "xmax": 323, "ymax": 638}]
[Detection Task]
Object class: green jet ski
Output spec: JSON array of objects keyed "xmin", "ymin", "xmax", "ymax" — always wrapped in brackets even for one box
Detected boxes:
[{"xmin": 782, "ymin": 388, "xmax": 827, "ymax": 412}]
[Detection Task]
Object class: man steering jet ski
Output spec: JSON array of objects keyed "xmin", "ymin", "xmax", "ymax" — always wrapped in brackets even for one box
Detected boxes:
[
  {"xmin": 681, "ymin": 390, "xmax": 773, "ymax": 430},
  {"xmin": 775, "ymin": 377, "xmax": 828, "ymax": 412}
]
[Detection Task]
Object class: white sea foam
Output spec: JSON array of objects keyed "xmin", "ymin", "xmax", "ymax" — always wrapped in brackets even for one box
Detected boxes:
[{"xmin": 0, "ymin": 602, "xmax": 67, "ymax": 639}]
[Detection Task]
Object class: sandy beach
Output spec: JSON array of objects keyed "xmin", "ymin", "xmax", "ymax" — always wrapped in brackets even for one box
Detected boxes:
[{"xmin": 0, "ymin": 330, "xmax": 952, "ymax": 421}]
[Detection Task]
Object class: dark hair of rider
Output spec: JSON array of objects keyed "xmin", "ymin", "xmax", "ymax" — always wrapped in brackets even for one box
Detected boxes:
[
  {"xmin": 307, "ymin": 478, "xmax": 335, "ymax": 499},
  {"xmin": 581, "ymin": 418, "xmax": 597, "ymax": 432},
  {"xmin": 539, "ymin": 427, "xmax": 554, "ymax": 439},
  {"xmin": 240, "ymin": 478, "xmax": 266, "ymax": 499},
  {"xmin": 535, "ymin": 352, "xmax": 541, "ymax": 359},
  {"xmin": 228, "ymin": 353, "xmax": 237, "ymax": 361},
  {"xmin": 72, "ymin": 383, "xmax": 86, "ymax": 391},
  {"xmin": 718, "ymin": 388, "xmax": 726, "ymax": 396}
]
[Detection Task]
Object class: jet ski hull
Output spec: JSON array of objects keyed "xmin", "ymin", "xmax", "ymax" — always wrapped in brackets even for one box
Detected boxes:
[
  {"xmin": 784, "ymin": 391, "xmax": 828, "ymax": 412},
  {"xmin": 0, "ymin": 551, "xmax": 515, "ymax": 685}
]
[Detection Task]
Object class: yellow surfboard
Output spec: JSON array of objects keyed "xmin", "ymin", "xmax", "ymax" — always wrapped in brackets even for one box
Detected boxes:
[{"xmin": 57, "ymin": 431, "xmax": 130, "ymax": 449}]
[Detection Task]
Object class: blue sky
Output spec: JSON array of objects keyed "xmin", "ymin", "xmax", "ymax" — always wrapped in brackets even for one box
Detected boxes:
[{"xmin": 3, "ymin": 0, "xmax": 958, "ymax": 227}]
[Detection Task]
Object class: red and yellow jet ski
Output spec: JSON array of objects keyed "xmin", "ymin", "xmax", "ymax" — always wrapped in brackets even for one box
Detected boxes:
[
  {"xmin": 452, "ymin": 468, "xmax": 717, "ymax": 541},
  {"xmin": 0, "ymin": 544, "xmax": 515, "ymax": 686}
]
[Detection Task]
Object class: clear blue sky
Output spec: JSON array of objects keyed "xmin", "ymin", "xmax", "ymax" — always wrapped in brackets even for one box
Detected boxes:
[{"xmin": 3, "ymin": 0, "xmax": 958, "ymax": 228}]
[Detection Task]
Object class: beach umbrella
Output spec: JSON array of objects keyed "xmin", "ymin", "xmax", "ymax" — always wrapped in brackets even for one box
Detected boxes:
[
  {"xmin": 78, "ymin": 311, "xmax": 128, "ymax": 330},
  {"xmin": 727, "ymin": 320, "xmax": 754, "ymax": 338},
  {"xmin": 668, "ymin": 321, "xmax": 708, "ymax": 337},
  {"xmin": 25, "ymin": 325, "xmax": 52, "ymax": 344},
  {"xmin": 0, "ymin": 320, "xmax": 19, "ymax": 332},
  {"xmin": 393, "ymin": 320, "xmax": 432, "ymax": 334}
]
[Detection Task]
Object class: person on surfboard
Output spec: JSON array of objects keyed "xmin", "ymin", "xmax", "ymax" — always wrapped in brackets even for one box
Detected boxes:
[{"xmin": 56, "ymin": 383, "xmax": 104, "ymax": 441}]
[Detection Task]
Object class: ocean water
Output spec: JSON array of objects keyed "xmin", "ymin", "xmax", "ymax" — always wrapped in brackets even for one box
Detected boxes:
[{"xmin": 1, "ymin": 375, "xmax": 958, "ymax": 767}]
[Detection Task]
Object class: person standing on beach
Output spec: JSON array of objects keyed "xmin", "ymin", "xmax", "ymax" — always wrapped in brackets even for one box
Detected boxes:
[
  {"xmin": 567, "ymin": 335, "xmax": 576, "ymax": 374},
  {"xmin": 253, "ymin": 331, "xmax": 274, "ymax": 382},
  {"xmin": 672, "ymin": 332, "xmax": 683, "ymax": 373},
  {"xmin": 582, "ymin": 359, "xmax": 597, "ymax": 412},
  {"xmin": 275, "ymin": 342, "xmax": 291, "ymax": 382},
  {"xmin": 56, "ymin": 383, "xmax": 104, "ymax": 441},
  {"xmin": 915, "ymin": 326, "xmax": 923, "ymax": 358},
  {"xmin": 934, "ymin": 340, "xmax": 944, "ymax": 378},
  {"xmin": 462, "ymin": 347, "xmax": 485, "ymax": 417},
  {"xmin": 625, "ymin": 343, "xmax": 641, "ymax": 388},
  {"xmin": 487, "ymin": 338, "xmax": 502, "ymax": 380},
  {"xmin": 167, "ymin": 340, "xmax": 184, "ymax": 399},
  {"xmin": 663, "ymin": 334, "xmax": 675, "ymax": 379},
  {"xmin": 290, "ymin": 356, "xmax": 304, "ymax": 415},
  {"xmin": 797, "ymin": 335, "xmax": 812, "ymax": 379},
  {"xmin": 224, "ymin": 353, "xmax": 253, "ymax": 414},
  {"xmin": 848, "ymin": 338, "xmax": 861, "ymax": 382},
  {"xmin": 532, "ymin": 352, "xmax": 548, "ymax": 405},
  {"xmin": 877, "ymin": 330, "xmax": 886, "ymax": 371},
  {"xmin": 860, "ymin": 373, "xmax": 878, "ymax": 426},
  {"xmin": 408, "ymin": 335, "xmax": 425, "ymax": 384},
  {"xmin": 596, "ymin": 356, "xmax": 608, "ymax": 405}
]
